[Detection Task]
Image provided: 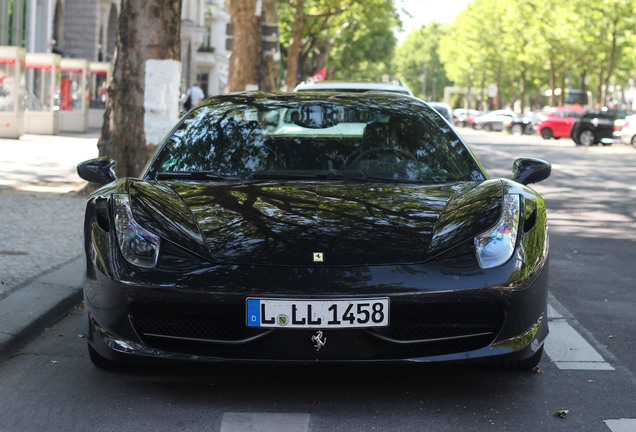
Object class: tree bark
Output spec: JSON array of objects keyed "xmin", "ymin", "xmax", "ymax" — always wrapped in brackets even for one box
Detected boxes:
[
  {"xmin": 549, "ymin": 60, "xmax": 556, "ymax": 107},
  {"xmin": 261, "ymin": 0, "xmax": 281, "ymax": 91},
  {"xmin": 284, "ymin": 0, "xmax": 305, "ymax": 90},
  {"xmin": 98, "ymin": 0, "xmax": 181, "ymax": 179},
  {"xmin": 227, "ymin": 0, "xmax": 261, "ymax": 92},
  {"xmin": 596, "ymin": 67, "xmax": 605, "ymax": 107},
  {"xmin": 603, "ymin": 13, "xmax": 619, "ymax": 107},
  {"xmin": 519, "ymin": 68, "xmax": 526, "ymax": 113},
  {"xmin": 480, "ymin": 70, "xmax": 486, "ymax": 111}
]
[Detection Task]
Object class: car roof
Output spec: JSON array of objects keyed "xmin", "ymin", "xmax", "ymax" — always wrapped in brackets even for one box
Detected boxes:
[
  {"xmin": 428, "ymin": 102, "xmax": 451, "ymax": 109},
  {"xmin": 484, "ymin": 109, "xmax": 515, "ymax": 115},
  {"xmin": 294, "ymin": 81, "xmax": 414, "ymax": 96},
  {"xmin": 547, "ymin": 106, "xmax": 585, "ymax": 112}
]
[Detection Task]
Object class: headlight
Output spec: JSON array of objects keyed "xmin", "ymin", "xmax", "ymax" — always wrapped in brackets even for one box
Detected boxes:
[
  {"xmin": 113, "ymin": 194, "xmax": 160, "ymax": 268},
  {"xmin": 474, "ymin": 194, "xmax": 520, "ymax": 269}
]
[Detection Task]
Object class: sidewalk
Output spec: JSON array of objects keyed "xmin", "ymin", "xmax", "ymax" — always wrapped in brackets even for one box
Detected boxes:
[{"xmin": 0, "ymin": 132, "xmax": 98, "ymax": 361}]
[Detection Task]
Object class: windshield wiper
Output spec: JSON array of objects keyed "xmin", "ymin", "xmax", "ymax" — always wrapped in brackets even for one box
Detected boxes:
[
  {"xmin": 362, "ymin": 175, "xmax": 432, "ymax": 183},
  {"xmin": 248, "ymin": 170, "xmax": 425, "ymax": 183},
  {"xmin": 248, "ymin": 171, "xmax": 368, "ymax": 181},
  {"xmin": 248, "ymin": 171, "xmax": 323, "ymax": 180},
  {"xmin": 156, "ymin": 171, "xmax": 243, "ymax": 181},
  {"xmin": 315, "ymin": 170, "xmax": 367, "ymax": 180}
]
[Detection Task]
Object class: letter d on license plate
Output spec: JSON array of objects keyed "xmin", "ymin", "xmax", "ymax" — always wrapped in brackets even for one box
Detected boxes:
[{"xmin": 246, "ymin": 298, "xmax": 389, "ymax": 328}]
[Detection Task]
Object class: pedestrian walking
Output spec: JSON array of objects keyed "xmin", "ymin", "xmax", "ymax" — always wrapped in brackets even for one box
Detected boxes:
[{"xmin": 186, "ymin": 82, "xmax": 205, "ymax": 109}]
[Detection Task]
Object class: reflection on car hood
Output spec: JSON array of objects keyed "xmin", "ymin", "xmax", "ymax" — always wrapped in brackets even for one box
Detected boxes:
[{"xmin": 128, "ymin": 180, "xmax": 502, "ymax": 266}]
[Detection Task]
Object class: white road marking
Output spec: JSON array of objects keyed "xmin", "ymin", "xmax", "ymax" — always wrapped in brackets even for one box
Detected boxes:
[
  {"xmin": 604, "ymin": 419, "xmax": 636, "ymax": 432},
  {"xmin": 547, "ymin": 304, "xmax": 562, "ymax": 319},
  {"xmin": 546, "ymin": 299, "xmax": 614, "ymax": 370},
  {"xmin": 220, "ymin": 412, "xmax": 310, "ymax": 432}
]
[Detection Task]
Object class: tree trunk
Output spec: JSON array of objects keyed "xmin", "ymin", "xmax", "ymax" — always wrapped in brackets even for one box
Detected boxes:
[
  {"xmin": 603, "ymin": 13, "xmax": 619, "ymax": 107},
  {"xmin": 549, "ymin": 60, "xmax": 556, "ymax": 107},
  {"xmin": 519, "ymin": 68, "xmax": 526, "ymax": 113},
  {"xmin": 227, "ymin": 0, "xmax": 261, "ymax": 92},
  {"xmin": 311, "ymin": 39, "xmax": 331, "ymax": 78},
  {"xmin": 261, "ymin": 0, "xmax": 281, "ymax": 92},
  {"xmin": 480, "ymin": 70, "xmax": 486, "ymax": 111},
  {"xmin": 559, "ymin": 74, "xmax": 565, "ymax": 106},
  {"xmin": 465, "ymin": 71, "xmax": 471, "ymax": 110},
  {"xmin": 495, "ymin": 67, "xmax": 502, "ymax": 109},
  {"xmin": 98, "ymin": 0, "xmax": 181, "ymax": 179},
  {"xmin": 284, "ymin": 0, "xmax": 305, "ymax": 90},
  {"xmin": 596, "ymin": 67, "xmax": 604, "ymax": 107}
]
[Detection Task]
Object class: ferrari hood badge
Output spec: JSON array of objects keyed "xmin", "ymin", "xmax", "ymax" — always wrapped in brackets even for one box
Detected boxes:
[
  {"xmin": 311, "ymin": 330, "xmax": 326, "ymax": 351},
  {"xmin": 313, "ymin": 252, "xmax": 324, "ymax": 262}
]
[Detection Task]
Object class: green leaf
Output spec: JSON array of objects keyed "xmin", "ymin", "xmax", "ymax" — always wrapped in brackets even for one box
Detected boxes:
[{"xmin": 553, "ymin": 410, "xmax": 569, "ymax": 419}]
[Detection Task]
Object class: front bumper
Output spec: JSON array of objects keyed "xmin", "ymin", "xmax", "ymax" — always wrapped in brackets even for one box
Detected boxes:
[
  {"xmin": 615, "ymin": 131, "xmax": 634, "ymax": 145},
  {"xmin": 602, "ymin": 136, "xmax": 621, "ymax": 145},
  {"xmin": 84, "ymin": 255, "xmax": 549, "ymax": 365}
]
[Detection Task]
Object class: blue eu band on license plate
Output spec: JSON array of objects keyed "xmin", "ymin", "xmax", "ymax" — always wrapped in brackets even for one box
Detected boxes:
[{"xmin": 246, "ymin": 298, "xmax": 389, "ymax": 328}]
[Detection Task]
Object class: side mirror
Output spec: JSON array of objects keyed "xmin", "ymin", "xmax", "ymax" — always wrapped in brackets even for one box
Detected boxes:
[
  {"xmin": 511, "ymin": 158, "xmax": 551, "ymax": 185},
  {"xmin": 77, "ymin": 158, "xmax": 117, "ymax": 185}
]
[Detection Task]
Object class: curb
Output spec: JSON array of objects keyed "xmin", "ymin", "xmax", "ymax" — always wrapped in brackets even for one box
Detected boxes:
[{"xmin": 0, "ymin": 257, "xmax": 84, "ymax": 362}]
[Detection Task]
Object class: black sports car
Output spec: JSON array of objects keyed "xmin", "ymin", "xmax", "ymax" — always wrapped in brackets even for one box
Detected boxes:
[{"xmin": 78, "ymin": 92, "xmax": 551, "ymax": 370}]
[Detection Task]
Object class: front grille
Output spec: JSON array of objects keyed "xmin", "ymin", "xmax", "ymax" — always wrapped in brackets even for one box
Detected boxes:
[
  {"xmin": 128, "ymin": 301, "xmax": 505, "ymax": 360},
  {"xmin": 130, "ymin": 303, "xmax": 257, "ymax": 343},
  {"xmin": 371, "ymin": 302, "xmax": 502, "ymax": 341}
]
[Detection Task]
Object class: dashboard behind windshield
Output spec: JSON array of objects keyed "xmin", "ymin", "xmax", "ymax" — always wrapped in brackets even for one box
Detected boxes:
[{"xmin": 145, "ymin": 96, "xmax": 485, "ymax": 183}]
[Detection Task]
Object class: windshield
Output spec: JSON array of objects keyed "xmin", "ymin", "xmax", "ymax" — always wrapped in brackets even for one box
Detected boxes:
[{"xmin": 145, "ymin": 94, "xmax": 485, "ymax": 183}]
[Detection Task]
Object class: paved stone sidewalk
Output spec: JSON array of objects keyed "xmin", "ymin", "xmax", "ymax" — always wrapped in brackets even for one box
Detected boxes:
[
  {"xmin": 0, "ymin": 132, "xmax": 98, "ymax": 360},
  {"xmin": 0, "ymin": 190, "xmax": 86, "ymax": 297}
]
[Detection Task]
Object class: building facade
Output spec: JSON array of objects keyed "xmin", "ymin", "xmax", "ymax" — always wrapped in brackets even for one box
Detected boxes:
[
  {"xmin": 181, "ymin": 0, "xmax": 230, "ymax": 97},
  {"xmin": 1, "ymin": 0, "xmax": 229, "ymax": 97}
]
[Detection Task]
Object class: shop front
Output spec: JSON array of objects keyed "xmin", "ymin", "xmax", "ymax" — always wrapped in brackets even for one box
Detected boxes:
[
  {"xmin": 59, "ymin": 59, "xmax": 90, "ymax": 132},
  {"xmin": 24, "ymin": 53, "xmax": 61, "ymax": 135},
  {"xmin": 88, "ymin": 62, "xmax": 112, "ymax": 129},
  {"xmin": 0, "ymin": 46, "xmax": 26, "ymax": 138}
]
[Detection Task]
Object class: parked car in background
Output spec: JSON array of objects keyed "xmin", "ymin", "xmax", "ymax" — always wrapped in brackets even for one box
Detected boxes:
[
  {"xmin": 473, "ymin": 109, "xmax": 516, "ymax": 132},
  {"xmin": 508, "ymin": 111, "xmax": 540, "ymax": 135},
  {"xmin": 571, "ymin": 108, "xmax": 633, "ymax": 146},
  {"xmin": 428, "ymin": 102, "xmax": 454, "ymax": 124},
  {"xmin": 615, "ymin": 114, "xmax": 636, "ymax": 147},
  {"xmin": 294, "ymin": 80, "xmax": 413, "ymax": 96},
  {"xmin": 453, "ymin": 109, "xmax": 481, "ymax": 128},
  {"xmin": 537, "ymin": 107, "xmax": 585, "ymax": 140}
]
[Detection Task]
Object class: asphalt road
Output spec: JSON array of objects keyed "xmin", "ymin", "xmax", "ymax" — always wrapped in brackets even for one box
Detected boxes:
[{"xmin": 0, "ymin": 130, "xmax": 634, "ymax": 432}]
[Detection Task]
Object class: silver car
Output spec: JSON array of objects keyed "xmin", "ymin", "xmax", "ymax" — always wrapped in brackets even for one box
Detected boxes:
[
  {"xmin": 615, "ymin": 114, "xmax": 636, "ymax": 147},
  {"xmin": 294, "ymin": 81, "xmax": 413, "ymax": 96}
]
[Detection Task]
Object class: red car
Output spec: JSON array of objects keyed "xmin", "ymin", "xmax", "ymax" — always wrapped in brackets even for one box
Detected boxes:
[{"xmin": 537, "ymin": 107, "xmax": 585, "ymax": 140}]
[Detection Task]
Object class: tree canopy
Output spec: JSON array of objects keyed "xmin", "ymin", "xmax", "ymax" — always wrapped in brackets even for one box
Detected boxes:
[
  {"xmin": 275, "ymin": 0, "xmax": 635, "ymax": 109},
  {"xmin": 435, "ymin": 0, "xmax": 636, "ymax": 109},
  {"xmin": 278, "ymin": 0, "xmax": 402, "ymax": 86}
]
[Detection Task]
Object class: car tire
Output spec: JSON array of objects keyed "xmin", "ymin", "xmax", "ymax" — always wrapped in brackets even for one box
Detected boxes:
[
  {"xmin": 632, "ymin": 135, "xmax": 636, "ymax": 148},
  {"xmin": 497, "ymin": 345, "xmax": 544, "ymax": 370},
  {"xmin": 578, "ymin": 129, "xmax": 596, "ymax": 146},
  {"xmin": 88, "ymin": 343, "xmax": 122, "ymax": 369},
  {"xmin": 511, "ymin": 124, "xmax": 524, "ymax": 135},
  {"xmin": 483, "ymin": 124, "xmax": 492, "ymax": 132},
  {"xmin": 540, "ymin": 128, "xmax": 553, "ymax": 140}
]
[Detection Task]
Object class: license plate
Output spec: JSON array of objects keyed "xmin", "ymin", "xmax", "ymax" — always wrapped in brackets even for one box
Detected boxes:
[{"xmin": 246, "ymin": 298, "xmax": 389, "ymax": 328}]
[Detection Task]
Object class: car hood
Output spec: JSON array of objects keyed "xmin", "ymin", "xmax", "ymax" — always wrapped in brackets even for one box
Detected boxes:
[{"xmin": 128, "ymin": 180, "xmax": 503, "ymax": 266}]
